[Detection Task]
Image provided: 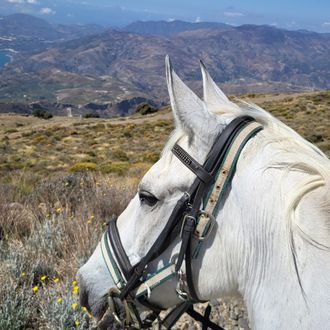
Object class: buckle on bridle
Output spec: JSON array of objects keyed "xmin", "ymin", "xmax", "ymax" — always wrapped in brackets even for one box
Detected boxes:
[
  {"xmin": 180, "ymin": 214, "xmax": 196, "ymax": 238},
  {"xmin": 107, "ymin": 287, "xmax": 139, "ymax": 328},
  {"xmin": 107, "ymin": 288, "xmax": 124, "ymax": 326},
  {"xmin": 176, "ymin": 270, "xmax": 190, "ymax": 301},
  {"xmin": 194, "ymin": 211, "xmax": 216, "ymax": 241}
]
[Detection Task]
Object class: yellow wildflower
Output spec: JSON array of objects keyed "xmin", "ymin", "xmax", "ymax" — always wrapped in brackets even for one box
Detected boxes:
[
  {"xmin": 88, "ymin": 313, "xmax": 93, "ymax": 319},
  {"xmin": 72, "ymin": 286, "xmax": 79, "ymax": 294},
  {"xmin": 41, "ymin": 275, "xmax": 47, "ymax": 281},
  {"xmin": 90, "ymin": 215, "xmax": 95, "ymax": 219},
  {"xmin": 32, "ymin": 286, "xmax": 39, "ymax": 292},
  {"xmin": 72, "ymin": 280, "xmax": 77, "ymax": 286},
  {"xmin": 57, "ymin": 297, "xmax": 62, "ymax": 303},
  {"xmin": 74, "ymin": 320, "xmax": 80, "ymax": 326},
  {"xmin": 20, "ymin": 272, "xmax": 26, "ymax": 277},
  {"xmin": 56, "ymin": 208, "xmax": 62, "ymax": 213},
  {"xmin": 72, "ymin": 302, "xmax": 78, "ymax": 309},
  {"xmin": 54, "ymin": 278, "xmax": 59, "ymax": 283},
  {"xmin": 87, "ymin": 220, "xmax": 91, "ymax": 224}
]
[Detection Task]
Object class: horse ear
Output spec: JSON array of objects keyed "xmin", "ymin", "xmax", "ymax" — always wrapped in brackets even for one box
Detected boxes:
[
  {"xmin": 200, "ymin": 60, "xmax": 240, "ymax": 115},
  {"xmin": 165, "ymin": 56, "xmax": 219, "ymax": 140}
]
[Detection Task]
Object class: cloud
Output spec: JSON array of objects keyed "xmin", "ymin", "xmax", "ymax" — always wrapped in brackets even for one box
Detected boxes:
[
  {"xmin": 6, "ymin": 0, "xmax": 38, "ymax": 4},
  {"xmin": 224, "ymin": 11, "xmax": 244, "ymax": 18},
  {"xmin": 6, "ymin": 0, "xmax": 25, "ymax": 3},
  {"xmin": 323, "ymin": 22, "xmax": 330, "ymax": 26},
  {"xmin": 195, "ymin": 16, "xmax": 201, "ymax": 23},
  {"xmin": 40, "ymin": 7, "xmax": 56, "ymax": 15}
]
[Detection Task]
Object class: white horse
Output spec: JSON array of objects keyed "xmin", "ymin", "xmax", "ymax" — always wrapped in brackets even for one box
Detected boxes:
[{"xmin": 78, "ymin": 57, "xmax": 330, "ymax": 329}]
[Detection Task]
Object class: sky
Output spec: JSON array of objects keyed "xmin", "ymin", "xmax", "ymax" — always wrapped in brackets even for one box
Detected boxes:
[{"xmin": 1, "ymin": 0, "xmax": 330, "ymax": 32}]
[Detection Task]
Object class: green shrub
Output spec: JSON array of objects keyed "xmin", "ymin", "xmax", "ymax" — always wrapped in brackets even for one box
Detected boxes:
[
  {"xmin": 69, "ymin": 162, "xmax": 97, "ymax": 172},
  {"xmin": 135, "ymin": 103, "xmax": 157, "ymax": 115},
  {"xmin": 99, "ymin": 161, "xmax": 130, "ymax": 175},
  {"xmin": 112, "ymin": 149, "xmax": 129, "ymax": 161},
  {"xmin": 32, "ymin": 109, "xmax": 53, "ymax": 120}
]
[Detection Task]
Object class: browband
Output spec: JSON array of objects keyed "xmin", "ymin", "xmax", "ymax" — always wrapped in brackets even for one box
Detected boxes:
[{"xmin": 172, "ymin": 144, "xmax": 214, "ymax": 184}]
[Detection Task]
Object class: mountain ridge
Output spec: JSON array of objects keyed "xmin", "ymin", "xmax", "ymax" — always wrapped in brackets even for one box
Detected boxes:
[
  {"xmin": 122, "ymin": 20, "xmax": 232, "ymax": 36},
  {"xmin": 1, "ymin": 15, "xmax": 329, "ymax": 116}
]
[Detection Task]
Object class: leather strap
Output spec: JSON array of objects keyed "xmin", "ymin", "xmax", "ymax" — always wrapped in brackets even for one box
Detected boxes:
[
  {"xmin": 162, "ymin": 302, "xmax": 192, "ymax": 328},
  {"xmin": 119, "ymin": 192, "xmax": 190, "ymax": 300},
  {"xmin": 177, "ymin": 116, "xmax": 258, "ymax": 303},
  {"xmin": 108, "ymin": 219, "xmax": 133, "ymax": 280},
  {"xmin": 186, "ymin": 305, "xmax": 225, "ymax": 330},
  {"xmin": 172, "ymin": 144, "xmax": 214, "ymax": 184}
]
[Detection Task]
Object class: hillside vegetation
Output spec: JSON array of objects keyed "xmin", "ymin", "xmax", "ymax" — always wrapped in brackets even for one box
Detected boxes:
[
  {"xmin": 0, "ymin": 91, "xmax": 329, "ymax": 329},
  {"xmin": 2, "ymin": 17, "xmax": 330, "ymax": 109}
]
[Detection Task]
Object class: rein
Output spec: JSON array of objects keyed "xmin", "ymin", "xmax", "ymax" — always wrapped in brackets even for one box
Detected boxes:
[{"xmin": 100, "ymin": 116, "xmax": 263, "ymax": 329}]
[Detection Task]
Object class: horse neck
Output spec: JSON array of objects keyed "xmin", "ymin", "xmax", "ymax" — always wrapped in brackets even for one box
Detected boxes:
[{"xmin": 226, "ymin": 129, "xmax": 330, "ymax": 329}]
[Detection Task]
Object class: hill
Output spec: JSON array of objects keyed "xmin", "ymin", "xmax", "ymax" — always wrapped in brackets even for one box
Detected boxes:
[
  {"xmin": 0, "ymin": 91, "xmax": 329, "ymax": 182},
  {"xmin": 1, "ymin": 21, "xmax": 329, "ymax": 113},
  {"xmin": 122, "ymin": 20, "xmax": 231, "ymax": 36},
  {"xmin": 0, "ymin": 16, "xmax": 330, "ymax": 117},
  {"xmin": 0, "ymin": 90, "xmax": 329, "ymax": 329},
  {"xmin": 0, "ymin": 13, "xmax": 104, "ymax": 53}
]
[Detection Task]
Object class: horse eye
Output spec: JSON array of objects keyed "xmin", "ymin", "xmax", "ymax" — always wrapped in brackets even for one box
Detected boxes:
[{"xmin": 139, "ymin": 191, "xmax": 159, "ymax": 207}]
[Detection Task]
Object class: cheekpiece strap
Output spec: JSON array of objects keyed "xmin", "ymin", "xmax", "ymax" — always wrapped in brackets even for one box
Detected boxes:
[{"xmin": 192, "ymin": 120, "xmax": 263, "ymax": 258}]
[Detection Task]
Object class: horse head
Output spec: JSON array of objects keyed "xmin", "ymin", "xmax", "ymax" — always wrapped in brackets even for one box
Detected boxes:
[{"xmin": 77, "ymin": 57, "xmax": 330, "ymax": 329}]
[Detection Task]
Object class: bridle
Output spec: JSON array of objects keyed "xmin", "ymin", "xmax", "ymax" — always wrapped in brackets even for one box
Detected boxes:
[{"xmin": 99, "ymin": 116, "xmax": 263, "ymax": 329}]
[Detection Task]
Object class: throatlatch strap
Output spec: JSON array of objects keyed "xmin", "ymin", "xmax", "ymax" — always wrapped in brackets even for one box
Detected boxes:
[{"xmin": 204, "ymin": 121, "xmax": 263, "ymax": 217}]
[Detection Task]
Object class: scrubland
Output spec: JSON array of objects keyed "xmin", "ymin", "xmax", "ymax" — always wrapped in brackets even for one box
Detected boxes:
[{"xmin": 0, "ymin": 91, "xmax": 329, "ymax": 329}]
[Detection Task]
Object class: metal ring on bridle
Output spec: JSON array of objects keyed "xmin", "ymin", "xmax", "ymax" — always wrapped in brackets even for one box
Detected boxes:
[{"xmin": 108, "ymin": 287, "xmax": 136, "ymax": 328}]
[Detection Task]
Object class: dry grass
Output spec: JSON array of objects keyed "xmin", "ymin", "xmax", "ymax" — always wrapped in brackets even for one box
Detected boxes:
[
  {"xmin": 0, "ymin": 172, "xmax": 138, "ymax": 329},
  {"xmin": 0, "ymin": 90, "xmax": 329, "ymax": 329}
]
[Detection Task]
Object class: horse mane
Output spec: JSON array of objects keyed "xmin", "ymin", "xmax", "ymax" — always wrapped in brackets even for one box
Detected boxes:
[
  {"xmin": 163, "ymin": 99, "xmax": 330, "ymax": 295},
  {"xmin": 214, "ymin": 100, "xmax": 330, "ymax": 295}
]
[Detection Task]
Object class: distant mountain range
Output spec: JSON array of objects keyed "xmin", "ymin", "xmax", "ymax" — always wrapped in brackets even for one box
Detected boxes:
[
  {"xmin": 122, "ymin": 20, "xmax": 232, "ymax": 36},
  {"xmin": 0, "ymin": 13, "xmax": 104, "ymax": 52},
  {"xmin": 0, "ymin": 14, "xmax": 329, "ymax": 117}
]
